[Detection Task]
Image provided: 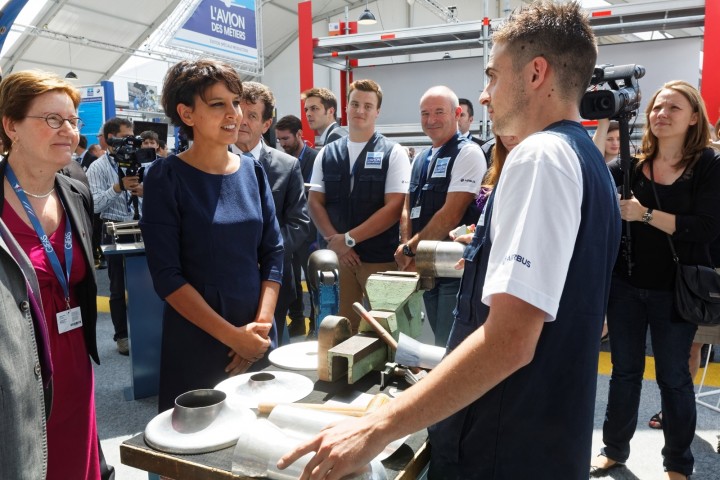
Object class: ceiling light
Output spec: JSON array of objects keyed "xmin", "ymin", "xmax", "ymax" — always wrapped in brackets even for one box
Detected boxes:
[
  {"xmin": 65, "ymin": 71, "xmax": 78, "ymax": 79},
  {"xmin": 358, "ymin": 0, "xmax": 377, "ymax": 25}
]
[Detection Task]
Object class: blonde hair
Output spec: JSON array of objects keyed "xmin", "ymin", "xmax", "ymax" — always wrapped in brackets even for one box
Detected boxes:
[
  {"xmin": 0, "ymin": 70, "xmax": 81, "ymax": 154},
  {"xmin": 637, "ymin": 80, "xmax": 712, "ymax": 170}
]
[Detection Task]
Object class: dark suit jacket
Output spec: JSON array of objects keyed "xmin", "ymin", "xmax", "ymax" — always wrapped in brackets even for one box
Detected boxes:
[
  {"xmin": 0, "ymin": 217, "xmax": 49, "ymax": 479},
  {"xmin": 297, "ymin": 145, "xmax": 319, "ymax": 241},
  {"xmin": 258, "ymin": 146, "xmax": 310, "ymax": 257},
  {"xmin": 257, "ymin": 146, "xmax": 311, "ymax": 323},
  {"xmin": 298, "ymin": 145, "xmax": 319, "ymax": 183},
  {"xmin": 321, "ymin": 122, "xmax": 348, "ymax": 147},
  {"xmin": 0, "ymin": 160, "xmax": 100, "ymax": 365},
  {"xmin": 80, "ymin": 150, "xmax": 98, "ymax": 171}
]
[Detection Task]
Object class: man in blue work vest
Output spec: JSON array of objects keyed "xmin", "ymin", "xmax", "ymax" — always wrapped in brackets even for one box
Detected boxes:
[
  {"xmin": 396, "ymin": 85, "xmax": 486, "ymax": 347},
  {"xmin": 307, "ymin": 79, "xmax": 410, "ymax": 333},
  {"xmin": 279, "ymin": 2, "xmax": 621, "ymax": 479}
]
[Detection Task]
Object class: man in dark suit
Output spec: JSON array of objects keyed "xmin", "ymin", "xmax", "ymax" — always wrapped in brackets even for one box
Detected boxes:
[
  {"xmin": 276, "ymin": 114, "xmax": 319, "ymax": 337},
  {"xmin": 458, "ymin": 98, "xmax": 485, "ymax": 148},
  {"xmin": 234, "ymin": 83, "xmax": 310, "ymax": 345},
  {"xmin": 301, "ymin": 87, "xmax": 348, "ymax": 147}
]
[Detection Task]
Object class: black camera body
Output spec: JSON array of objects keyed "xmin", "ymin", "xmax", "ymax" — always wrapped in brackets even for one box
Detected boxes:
[
  {"xmin": 580, "ymin": 64, "xmax": 645, "ymax": 120},
  {"xmin": 108, "ymin": 135, "xmax": 156, "ymax": 177}
]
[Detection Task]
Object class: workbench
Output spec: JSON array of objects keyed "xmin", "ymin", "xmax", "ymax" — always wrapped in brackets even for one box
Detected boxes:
[{"xmin": 120, "ymin": 369, "xmax": 429, "ymax": 479}]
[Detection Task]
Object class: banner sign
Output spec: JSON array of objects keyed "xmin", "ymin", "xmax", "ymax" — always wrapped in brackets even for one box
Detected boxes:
[
  {"xmin": 0, "ymin": 0, "xmax": 29, "ymax": 54},
  {"xmin": 170, "ymin": 0, "xmax": 258, "ymax": 64},
  {"xmin": 78, "ymin": 85, "xmax": 105, "ymax": 146}
]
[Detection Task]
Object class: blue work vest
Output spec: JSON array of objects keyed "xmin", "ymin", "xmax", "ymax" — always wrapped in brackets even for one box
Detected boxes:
[
  {"xmin": 408, "ymin": 132, "xmax": 480, "ymax": 235},
  {"xmin": 322, "ymin": 133, "xmax": 398, "ymax": 263},
  {"xmin": 427, "ymin": 121, "xmax": 621, "ymax": 479}
]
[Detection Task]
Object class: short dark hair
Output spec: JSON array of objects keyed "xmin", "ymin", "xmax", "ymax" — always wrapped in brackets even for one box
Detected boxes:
[
  {"xmin": 348, "ymin": 79, "xmax": 383, "ymax": 109},
  {"xmin": 493, "ymin": 1, "xmax": 597, "ymax": 104},
  {"xmin": 607, "ymin": 120, "xmax": 620, "ymax": 134},
  {"xmin": 140, "ymin": 130, "xmax": 159, "ymax": 143},
  {"xmin": 103, "ymin": 117, "xmax": 133, "ymax": 141},
  {"xmin": 275, "ymin": 115, "xmax": 302, "ymax": 135},
  {"xmin": 301, "ymin": 88, "xmax": 338, "ymax": 113},
  {"xmin": 161, "ymin": 59, "xmax": 243, "ymax": 140},
  {"xmin": 458, "ymin": 98, "xmax": 474, "ymax": 117},
  {"xmin": 78, "ymin": 134, "xmax": 88, "ymax": 149},
  {"xmin": 240, "ymin": 82, "xmax": 275, "ymax": 122}
]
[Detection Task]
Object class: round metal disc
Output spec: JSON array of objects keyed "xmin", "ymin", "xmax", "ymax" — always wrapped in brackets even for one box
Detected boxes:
[
  {"xmin": 144, "ymin": 402, "xmax": 255, "ymax": 454},
  {"xmin": 214, "ymin": 370, "xmax": 314, "ymax": 409},
  {"xmin": 268, "ymin": 341, "xmax": 319, "ymax": 371}
]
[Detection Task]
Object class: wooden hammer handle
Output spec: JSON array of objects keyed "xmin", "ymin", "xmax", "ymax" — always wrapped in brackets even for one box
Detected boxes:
[
  {"xmin": 258, "ymin": 393, "xmax": 390, "ymax": 416},
  {"xmin": 352, "ymin": 302, "xmax": 398, "ymax": 350}
]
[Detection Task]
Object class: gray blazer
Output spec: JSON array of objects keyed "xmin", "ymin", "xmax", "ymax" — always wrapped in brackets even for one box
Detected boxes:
[
  {"xmin": 258, "ymin": 145, "xmax": 310, "ymax": 257},
  {"xmin": 0, "ymin": 217, "xmax": 48, "ymax": 480}
]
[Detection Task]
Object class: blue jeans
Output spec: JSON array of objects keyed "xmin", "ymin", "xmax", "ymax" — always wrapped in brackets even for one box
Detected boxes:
[
  {"xmin": 602, "ymin": 275, "xmax": 697, "ymax": 475},
  {"xmin": 423, "ymin": 277, "xmax": 461, "ymax": 347}
]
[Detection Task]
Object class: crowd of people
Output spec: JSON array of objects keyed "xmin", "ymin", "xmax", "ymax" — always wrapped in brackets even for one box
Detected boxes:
[{"xmin": 1, "ymin": 1, "xmax": 719, "ymax": 479}]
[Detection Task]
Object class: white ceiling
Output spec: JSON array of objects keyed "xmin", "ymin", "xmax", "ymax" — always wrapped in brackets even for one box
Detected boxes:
[{"xmin": 0, "ymin": 0, "xmax": 706, "ymax": 85}]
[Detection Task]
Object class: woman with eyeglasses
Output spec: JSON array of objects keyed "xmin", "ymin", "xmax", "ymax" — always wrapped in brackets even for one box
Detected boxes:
[{"xmin": 0, "ymin": 71, "xmax": 101, "ymax": 480}]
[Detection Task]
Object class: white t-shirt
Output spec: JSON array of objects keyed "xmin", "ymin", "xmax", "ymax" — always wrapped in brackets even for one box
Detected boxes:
[
  {"xmin": 309, "ymin": 140, "xmax": 410, "ymax": 194},
  {"xmin": 421, "ymin": 141, "xmax": 486, "ymax": 195},
  {"xmin": 481, "ymin": 132, "xmax": 584, "ymax": 321}
]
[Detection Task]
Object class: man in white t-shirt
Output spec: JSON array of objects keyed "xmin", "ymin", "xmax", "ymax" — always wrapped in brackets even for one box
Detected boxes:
[
  {"xmin": 280, "ymin": 3, "xmax": 620, "ymax": 479},
  {"xmin": 308, "ymin": 79, "xmax": 410, "ymax": 332},
  {"xmin": 395, "ymin": 86, "xmax": 486, "ymax": 346}
]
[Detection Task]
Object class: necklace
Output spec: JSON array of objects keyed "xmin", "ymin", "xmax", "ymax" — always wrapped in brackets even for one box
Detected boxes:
[{"xmin": 23, "ymin": 188, "xmax": 55, "ymax": 199}]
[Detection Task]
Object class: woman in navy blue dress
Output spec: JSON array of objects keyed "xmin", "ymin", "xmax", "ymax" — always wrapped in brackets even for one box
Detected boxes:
[{"xmin": 140, "ymin": 60, "xmax": 284, "ymax": 412}]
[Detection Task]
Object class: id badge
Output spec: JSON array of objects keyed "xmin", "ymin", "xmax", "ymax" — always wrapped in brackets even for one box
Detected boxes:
[
  {"xmin": 410, "ymin": 206, "xmax": 421, "ymax": 219},
  {"xmin": 57, "ymin": 306, "xmax": 82, "ymax": 334}
]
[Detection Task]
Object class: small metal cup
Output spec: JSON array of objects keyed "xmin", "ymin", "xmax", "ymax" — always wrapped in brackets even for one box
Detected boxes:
[{"xmin": 171, "ymin": 389, "xmax": 226, "ymax": 434}]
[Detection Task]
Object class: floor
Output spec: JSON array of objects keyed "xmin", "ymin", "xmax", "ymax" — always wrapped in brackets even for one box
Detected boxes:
[{"xmin": 92, "ymin": 272, "xmax": 720, "ymax": 479}]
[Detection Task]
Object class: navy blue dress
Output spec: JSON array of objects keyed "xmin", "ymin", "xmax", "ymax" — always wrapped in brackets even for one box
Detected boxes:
[{"xmin": 140, "ymin": 154, "xmax": 283, "ymax": 412}]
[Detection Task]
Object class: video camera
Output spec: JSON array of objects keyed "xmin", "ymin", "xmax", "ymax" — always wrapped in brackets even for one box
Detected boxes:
[
  {"xmin": 107, "ymin": 135, "xmax": 156, "ymax": 177},
  {"xmin": 580, "ymin": 64, "xmax": 645, "ymax": 120}
]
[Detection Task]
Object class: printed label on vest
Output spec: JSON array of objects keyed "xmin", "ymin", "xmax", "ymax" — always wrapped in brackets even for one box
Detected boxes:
[
  {"xmin": 365, "ymin": 152, "xmax": 383, "ymax": 169},
  {"xmin": 431, "ymin": 157, "xmax": 450, "ymax": 178}
]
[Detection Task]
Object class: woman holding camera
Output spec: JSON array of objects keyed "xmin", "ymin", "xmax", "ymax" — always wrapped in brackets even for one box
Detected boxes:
[
  {"xmin": 0, "ymin": 71, "xmax": 101, "ymax": 479},
  {"xmin": 140, "ymin": 59, "xmax": 284, "ymax": 412},
  {"xmin": 591, "ymin": 81, "xmax": 720, "ymax": 480}
]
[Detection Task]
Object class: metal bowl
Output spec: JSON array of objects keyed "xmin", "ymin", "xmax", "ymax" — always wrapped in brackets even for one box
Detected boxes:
[{"xmin": 171, "ymin": 389, "xmax": 226, "ymax": 434}]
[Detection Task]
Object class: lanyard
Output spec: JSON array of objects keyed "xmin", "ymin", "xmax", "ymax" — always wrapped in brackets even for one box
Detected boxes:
[
  {"xmin": 414, "ymin": 148, "xmax": 437, "ymax": 207},
  {"xmin": 298, "ymin": 145, "xmax": 311, "ymax": 182},
  {"xmin": 6, "ymin": 165, "xmax": 73, "ymax": 308}
]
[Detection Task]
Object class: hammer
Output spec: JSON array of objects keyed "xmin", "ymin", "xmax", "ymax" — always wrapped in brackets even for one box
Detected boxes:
[
  {"xmin": 352, "ymin": 302, "xmax": 398, "ymax": 350},
  {"xmin": 257, "ymin": 393, "xmax": 390, "ymax": 416}
]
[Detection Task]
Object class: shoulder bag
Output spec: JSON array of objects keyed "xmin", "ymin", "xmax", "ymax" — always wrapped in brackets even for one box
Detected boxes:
[{"xmin": 648, "ymin": 158, "xmax": 720, "ymax": 326}]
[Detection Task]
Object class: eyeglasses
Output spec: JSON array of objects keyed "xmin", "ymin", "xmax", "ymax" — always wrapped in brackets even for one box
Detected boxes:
[{"xmin": 26, "ymin": 113, "xmax": 84, "ymax": 130}]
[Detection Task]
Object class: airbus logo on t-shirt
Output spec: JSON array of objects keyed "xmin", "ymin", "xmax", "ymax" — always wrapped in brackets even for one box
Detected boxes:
[
  {"xmin": 459, "ymin": 178, "xmax": 476, "ymax": 183},
  {"xmin": 504, "ymin": 253, "xmax": 531, "ymax": 268}
]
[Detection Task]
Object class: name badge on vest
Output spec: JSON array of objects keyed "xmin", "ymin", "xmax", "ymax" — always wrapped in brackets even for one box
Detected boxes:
[
  {"xmin": 410, "ymin": 206, "xmax": 421, "ymax": 219},
  {"xmin": 431, "ymin": 157, "xmax": 450, "ymax": 178},
  {"xmin": 57, "ymin": 306, "xmax": 83, "ymax": 334},
  {"xmin": 365, "ymin": 152, "xmax": 383, "ymax": 169}
]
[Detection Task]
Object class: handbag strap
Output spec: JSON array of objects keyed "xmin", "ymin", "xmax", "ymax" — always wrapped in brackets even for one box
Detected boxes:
[{"xmin": 647, "ymin": 161, "xmax": 680, "ymax": 264}]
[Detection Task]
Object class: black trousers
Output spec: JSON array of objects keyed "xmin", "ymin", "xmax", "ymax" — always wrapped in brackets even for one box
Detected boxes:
[{"xmin": 102, "ymin": 226, "xmax": 129, "ymax": 340}]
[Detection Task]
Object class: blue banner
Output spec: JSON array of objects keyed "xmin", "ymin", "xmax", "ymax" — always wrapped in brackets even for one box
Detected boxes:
[
  {"xmin": 0, "ymin": 0, "xmax": 29, "ymax": 54},
  {"xmin": 171, "ymin": 0, "xmax": 258, "ymax": 63}
]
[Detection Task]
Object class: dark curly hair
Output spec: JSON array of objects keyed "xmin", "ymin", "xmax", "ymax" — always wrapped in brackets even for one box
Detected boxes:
[{"xmin": 161, "ymin": 59, "xmax": 242, "ymax": 140}]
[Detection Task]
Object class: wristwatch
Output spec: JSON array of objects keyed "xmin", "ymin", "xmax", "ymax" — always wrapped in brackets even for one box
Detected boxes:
[
  {"xmin": 642, "ymin": 208, "xmax": 654, "ymax": 224},
  {"xmin": 402, "ymin": 244, "xmax": 416, "ymax": 257},
  {"xmin": 344, "ymin": 232, "xmax": 356, "ymax": 247}
]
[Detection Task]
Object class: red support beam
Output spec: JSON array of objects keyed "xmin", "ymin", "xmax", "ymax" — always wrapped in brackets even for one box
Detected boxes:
[
  {"xmin": 701, "ymin": 0, "xmax": 719, "ymax": 125},
  {"xmin": 298, "ymin": 1, "xmax": 315, "ymax": 146}
]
